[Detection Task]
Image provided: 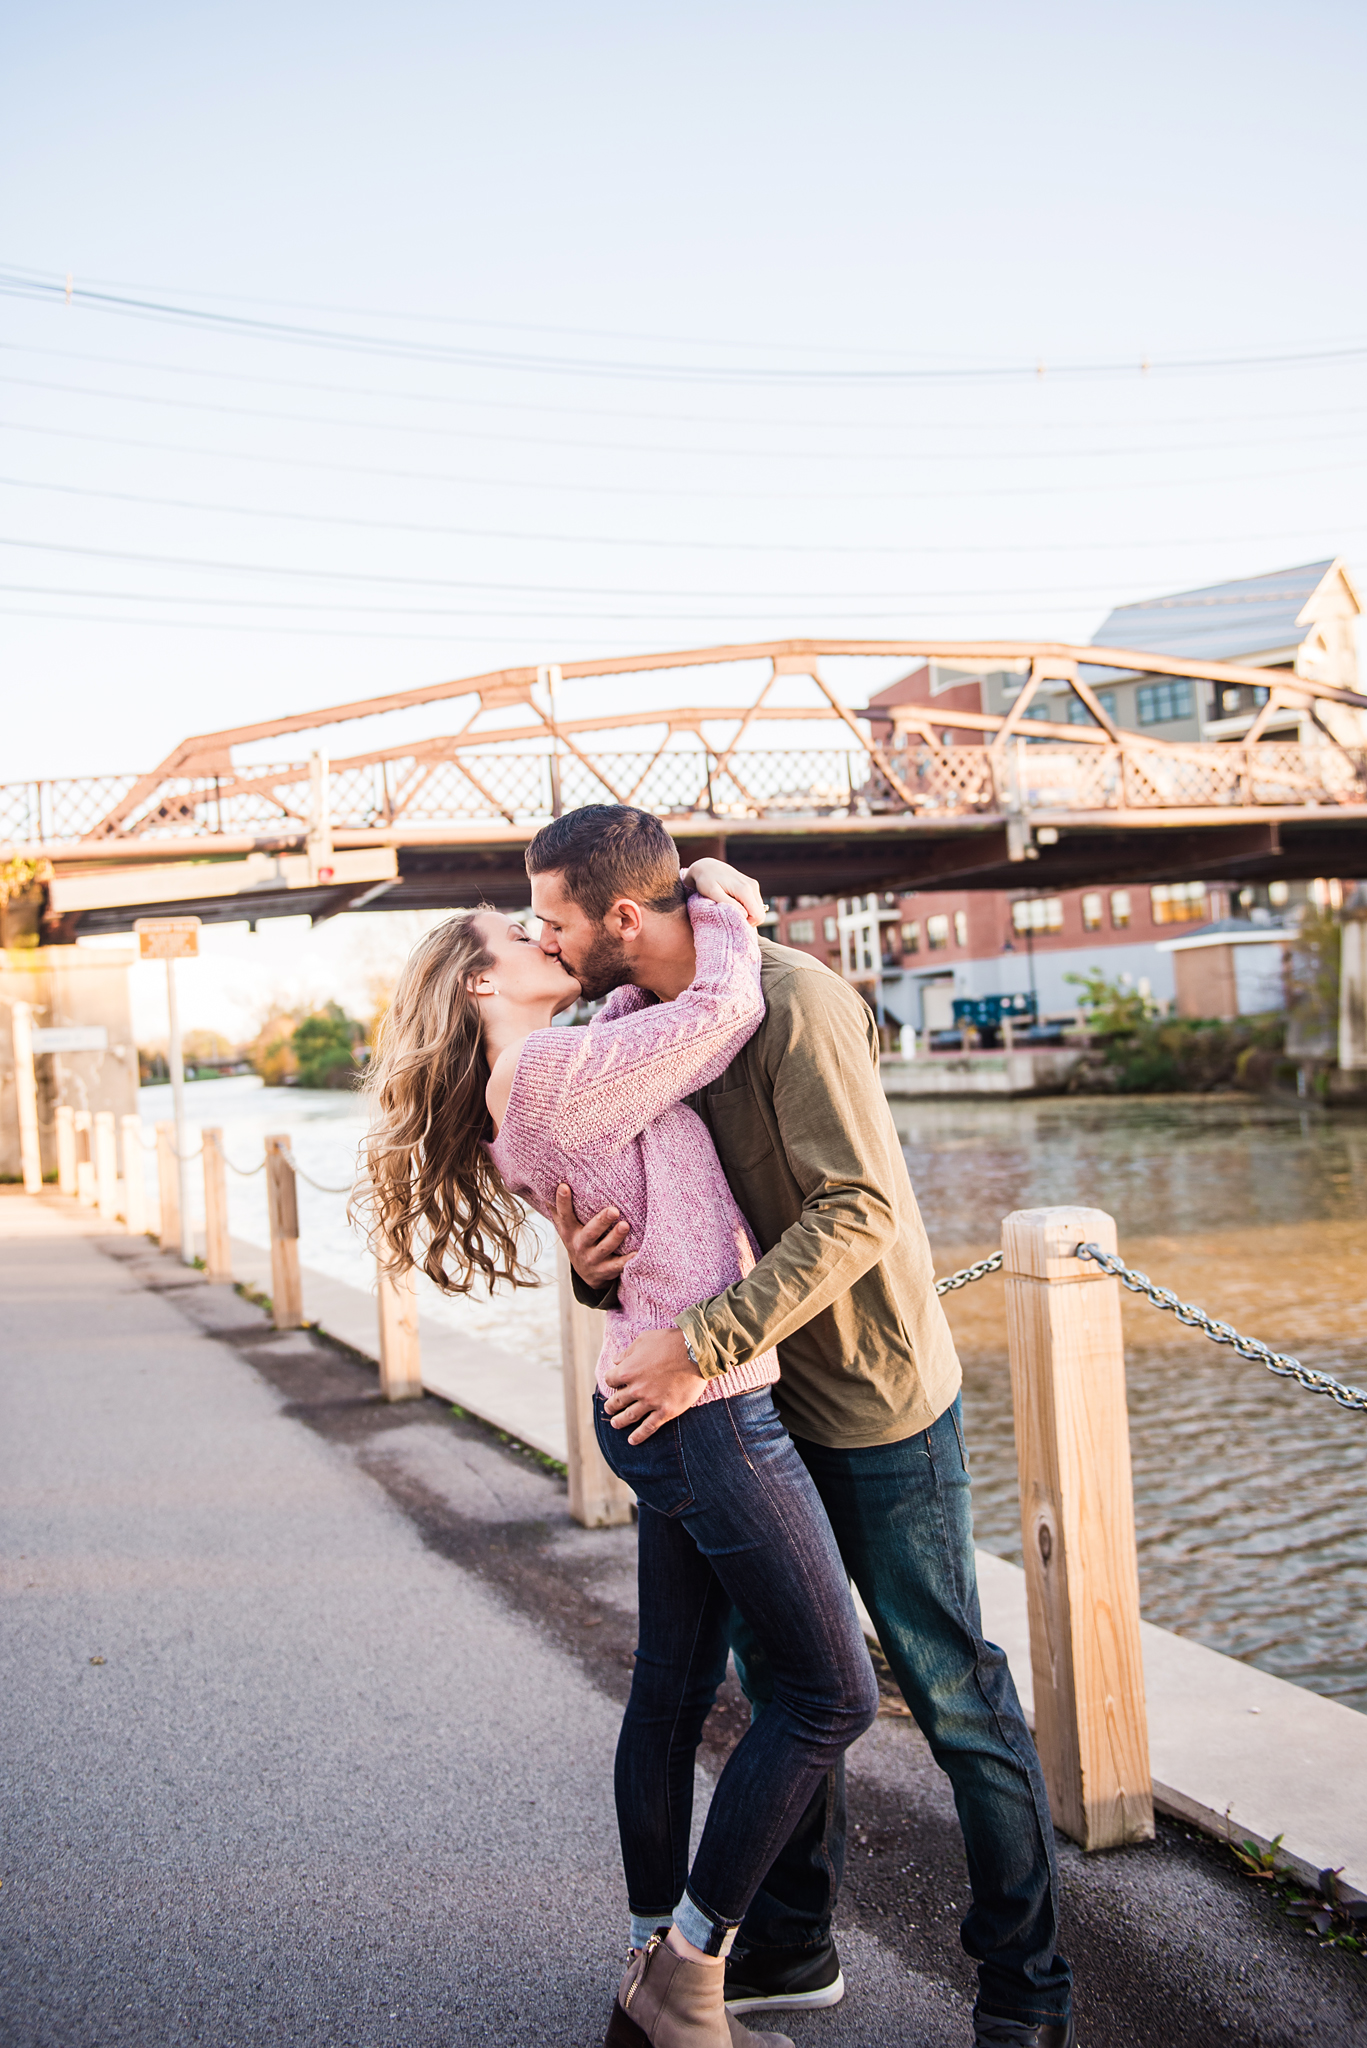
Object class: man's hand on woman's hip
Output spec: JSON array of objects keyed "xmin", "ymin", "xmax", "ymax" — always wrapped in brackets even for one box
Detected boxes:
[
  {"xmin": 603, "ymin": 1328, "xmax": 707, "ymax": 1443},
  {"xmin": 552, "ymin": 1184, "xmax": 631, "ymax": 1287}
]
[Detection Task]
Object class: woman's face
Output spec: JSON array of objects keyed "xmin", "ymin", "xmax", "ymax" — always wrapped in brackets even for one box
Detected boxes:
[{"xmin": 475, "ymin": 913, "xmax": 580, "ymax": 1013}]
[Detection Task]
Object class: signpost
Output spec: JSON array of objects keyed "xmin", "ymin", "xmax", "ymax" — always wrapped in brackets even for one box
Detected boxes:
[{"xmin": 135, "ymin": 917, "xmax": 200, "ymax": 1265}]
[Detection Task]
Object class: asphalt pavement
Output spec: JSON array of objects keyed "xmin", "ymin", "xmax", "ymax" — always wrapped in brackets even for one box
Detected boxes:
[{"xmin": 2, "ymin": 1192, "xmax": 1364, "ymax": 2047}]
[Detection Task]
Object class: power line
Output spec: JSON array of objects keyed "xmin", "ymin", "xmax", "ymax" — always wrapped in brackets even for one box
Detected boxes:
[
  {"xmin": 10, "ymin": 404, "xmax": 1367, "ymax": 478},
  {"xmin": 6, "ymin": 339, "xmax": 1364, "ymax": 441},
  {"xmin": 6, "ymin": 267, "xmax": 1367, "ymax": 385},
  {"xmin": 3, "ymin": 528, "xmax": 1361, "ymax": 589}
]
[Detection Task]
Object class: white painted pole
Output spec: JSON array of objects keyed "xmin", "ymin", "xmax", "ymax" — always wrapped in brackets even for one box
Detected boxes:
[
  {"xmin": 120, "ymin": 1113, "xmax": 146, "ymax": 1234},
  {"xmin": 94, "ymin": 1110, "xmax": 118, "ymax": 1221},
  {"xmin": 165, "ymin": 957, "xmax": 195, "ymax": 1264},
  {"xmin": 10, "ymin": 1000, "xmax": 43, "ymax": 1193},
  {"xmin": 74, "ymin": 1110, "xmax": 95, "ymax": 1205},
  {"xmin": 56, "ymin": 1104, "xmax": 76, "ymax": 1195}
]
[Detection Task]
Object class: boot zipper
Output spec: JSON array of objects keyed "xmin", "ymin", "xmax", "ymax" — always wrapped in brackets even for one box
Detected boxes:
[{"xmin": 624, "ymin": 1931, "xmax": 664, "ymax": 2011}]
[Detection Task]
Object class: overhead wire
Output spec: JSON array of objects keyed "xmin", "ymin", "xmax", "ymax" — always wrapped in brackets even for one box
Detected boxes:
[{"xmin": 5, "ymin": 268, "xmax": 1367, "ymax": 384}]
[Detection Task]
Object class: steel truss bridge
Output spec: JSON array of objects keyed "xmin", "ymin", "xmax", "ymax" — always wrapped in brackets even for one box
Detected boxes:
[{"xmin": 6, "ymin": 638, "xmax": 1367, "ymax": 934}]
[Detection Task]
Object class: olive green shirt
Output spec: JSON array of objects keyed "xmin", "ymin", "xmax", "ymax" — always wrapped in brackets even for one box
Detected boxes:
[{"xmin": 580, "ymin": 938, "xmax": 962, "ymax": 1448}]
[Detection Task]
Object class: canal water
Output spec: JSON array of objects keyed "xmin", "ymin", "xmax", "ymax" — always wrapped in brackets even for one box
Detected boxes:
[{"xmin": 142, "ymin": 1081, "xmax": 1367, "ymax": 1715}]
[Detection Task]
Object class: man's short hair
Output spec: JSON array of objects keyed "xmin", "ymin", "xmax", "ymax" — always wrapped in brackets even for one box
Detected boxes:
[{"xmin": 525, "ymin": 805, "xmax": 685, "ymax": 922}]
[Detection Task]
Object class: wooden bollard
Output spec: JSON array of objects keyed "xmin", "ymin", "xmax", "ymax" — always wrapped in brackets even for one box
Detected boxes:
[
  {"xmin": 155, "ymin": 1121, "xmax": 180, "ymax": 1250},
  {"xmin": 120, "ymin": 1114, "xmax": 146, "ymax": 1234},
  {"xmin": 1001, "ymin": 1206, "xmax": 1153, "ymax": 1850},
  {"xmin": 74, "ymin": 1110, "xmax": 95, "ymax": 1205},
  {"xmin": 264, "ymin": 1134, "xmax": 303, "ymax": 1328},
  {"xmin": 56, "ymin": 1104, "xmax": 77, "ymax": 1196},
  {"xmin": 93, "ymin": 1110, "xmax": 119, "ymax": 1221},
  {"xmin": 201, "ymin": 1127, "xmax": 232, "ymax": 1283},
  {"xmin": 377, "ymin": 1264, "xmax": 424, "ymax": 1400},
  {"xmin": 557, "ymin": 1246, "xmax": 635, "ymax": 1528},
  {"xmin": 10, "ymin": 1001, "xmax": 43, "ymax": 1193}
]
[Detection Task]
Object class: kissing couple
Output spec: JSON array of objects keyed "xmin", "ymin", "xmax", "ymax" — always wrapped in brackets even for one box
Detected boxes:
[{"xmin": 360, "ymin": 804, "xmax": 1074, "ymax": 2048}]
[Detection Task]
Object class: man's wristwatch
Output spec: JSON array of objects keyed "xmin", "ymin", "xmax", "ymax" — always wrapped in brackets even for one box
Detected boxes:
[{"xmin": 681, "ymin": 1333, "xmax": 702, "ymax": 1372}]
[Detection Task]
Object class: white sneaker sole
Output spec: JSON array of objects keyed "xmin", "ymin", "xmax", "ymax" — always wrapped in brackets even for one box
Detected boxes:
[{"xmin": 725, "ymin": 1970, "xmax": 846, "ymax": 2014}]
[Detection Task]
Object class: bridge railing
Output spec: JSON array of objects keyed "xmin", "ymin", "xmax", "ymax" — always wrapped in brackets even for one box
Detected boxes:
[{"xmin": 5, "ymin": 734, "xmax": 1367, "ymax": 852}]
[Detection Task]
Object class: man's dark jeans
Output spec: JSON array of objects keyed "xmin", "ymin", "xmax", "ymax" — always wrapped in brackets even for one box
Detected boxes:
[
  {"xmin": 731, "ymin": 1397, "xmax": 1072, "ymax": 2028},
  {"xmin": 593, "ymin": 1388, "xmax": 878, "ymax": 1955}
]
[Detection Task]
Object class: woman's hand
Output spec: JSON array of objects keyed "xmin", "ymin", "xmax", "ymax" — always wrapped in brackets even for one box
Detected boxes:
[{"xmin": 681, "ymin": 857, "xmax": 767, "ymax": 927}]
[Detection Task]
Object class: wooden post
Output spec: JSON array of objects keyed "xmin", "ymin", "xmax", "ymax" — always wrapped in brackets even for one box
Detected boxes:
[
  {"xmin": 56, "ymin": 1104, "xmax": 77, "ymax": 1196},
  {"xmin": 264, "ymin": 1134, "xmax": 304, "ymax": 1328},
  {"xmin": 120, "ymin": 1114, "xmax": 146, "ymax": 1234},
  {"xmin": 9, "ymin": 1000, "xmax": 43, "ymax": 1193},
  {"xmin": 1001, "ymin": 1206, "xmax": 1153, "ymax": 1850},
  {"xmin": 377, "ymin": 1264, "xmax": 424, "ymax": 1400},
  {"xmin": 201, "ymin": 1127, "xmax": 232, "ymax": 1283},
  {"xmin": 556, "ymin": 1246, "xmax": 636, "ymax": 1529},
  {"xmin": 74, "ymin": 1110, "xmax": 95, "ymax": 1205},
  {"xmin": 155, "ymin": 1121, "xmax": 180, "ymax": 1249},
  {"xmin": 93, "ymin": 1110, "xmax": 118, "ymax": 1221}
]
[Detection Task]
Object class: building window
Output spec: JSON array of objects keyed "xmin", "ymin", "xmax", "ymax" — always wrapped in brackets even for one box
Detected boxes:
[
  {"xmin": 823, "ymin": 916, "xmax": 837, "ymax": 942},
  {"xmin": 786, "ymin": 918, "xmax": 815, "ymax": 944},
  {"xmin": 1151, "ymin": 881, "xmax": 1208, "ymax": 925},
  {"xmin": 1082, "ymin": 892, "xmax": 1103, "ymax": 930},
  {"xmin": 1137, "ymin": 679, "xmax": 1194, "ymax": 726},
  {"xmin": 954, "ymin": 911, "xmax": 968, "ymax": 947},
  {"xmin": 1012, "ymin": 897, "xmax": 1064, "ymax": 934},
  {"xmin": 927, "ymin": 914, "xmax": 950, "ymax": 950},
  {"xmin": 1268, "ymin": 880, "xmax": 1290, "ymax": 908},
  {"xmin": 1110, "ymin": 890, "xmax": 1132, "ymax": 929},
  {"xmin": 901, "ymin": 920, "xmax": 920, "ymax": 954}
]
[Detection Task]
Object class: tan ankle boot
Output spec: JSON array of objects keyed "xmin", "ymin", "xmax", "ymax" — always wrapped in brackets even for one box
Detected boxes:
[{"xmin": 604, "ymin": 1934, "xmax": 794, "ymax": 2048}]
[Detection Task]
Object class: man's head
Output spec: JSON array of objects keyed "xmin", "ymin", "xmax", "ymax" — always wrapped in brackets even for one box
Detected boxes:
[{"xmin": 526, "ymin": 805, "xmax": 686, "ymax": 999}]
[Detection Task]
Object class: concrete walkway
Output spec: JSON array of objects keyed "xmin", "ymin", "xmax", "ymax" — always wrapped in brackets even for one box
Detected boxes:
[{"xmin": 4, "ymin": 1193, "xmax": 1366, "ymax": 2047}]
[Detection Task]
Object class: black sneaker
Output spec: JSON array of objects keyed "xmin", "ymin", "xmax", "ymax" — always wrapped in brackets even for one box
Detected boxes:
[{"xmin": 723, "ymin": 1940, "xmax": 844, "ymax": 2013}]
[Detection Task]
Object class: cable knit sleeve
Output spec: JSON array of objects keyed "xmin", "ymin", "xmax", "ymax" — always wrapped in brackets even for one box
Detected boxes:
[{"xmin": 508, "ymin": 898, "xmax": 763, "ymax": 1153}]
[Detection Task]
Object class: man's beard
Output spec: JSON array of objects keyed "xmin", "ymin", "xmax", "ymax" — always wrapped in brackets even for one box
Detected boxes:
[{"xmin": 560, "ymin": 924, "xmax": 632, "ymax": 1002}]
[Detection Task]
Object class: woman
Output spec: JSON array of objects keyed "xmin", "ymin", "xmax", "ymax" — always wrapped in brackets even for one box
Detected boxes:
[{"xmin": 358, "ymin": 892, "xmax": 877, "ymax": 2048}]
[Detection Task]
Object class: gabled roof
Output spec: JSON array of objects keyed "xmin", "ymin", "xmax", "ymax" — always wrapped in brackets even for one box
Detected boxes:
[{"xmin": 1090, "ymin": 560, "xmax": 1351, "ymax": 666}]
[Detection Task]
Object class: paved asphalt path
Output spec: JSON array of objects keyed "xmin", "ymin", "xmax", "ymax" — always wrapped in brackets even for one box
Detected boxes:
[{"xmin": 3, "ymin": 1192, "xmax": 1365, "ymax": 2047}]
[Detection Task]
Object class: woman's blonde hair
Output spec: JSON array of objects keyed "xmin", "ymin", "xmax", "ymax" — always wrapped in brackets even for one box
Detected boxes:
[{"xmin": 351, "ymin": 910, "xmax": 537, "ymax": 1295}]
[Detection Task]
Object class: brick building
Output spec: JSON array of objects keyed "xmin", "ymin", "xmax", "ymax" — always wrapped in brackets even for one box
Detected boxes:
[{"xmin": 771, "ymin": 560, "xmax": 1359, "ymax": 1037}]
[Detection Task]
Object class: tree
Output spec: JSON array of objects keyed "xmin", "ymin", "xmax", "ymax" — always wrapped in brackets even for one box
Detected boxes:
[{"xmin": 292, "ymin": 1003, "xmax": 363, "ymax": 1090}]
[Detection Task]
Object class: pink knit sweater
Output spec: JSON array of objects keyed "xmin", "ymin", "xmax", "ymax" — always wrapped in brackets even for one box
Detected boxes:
[{"xmin": 487, "ymin": 897, "xmax": 780, "ymax": 1404}]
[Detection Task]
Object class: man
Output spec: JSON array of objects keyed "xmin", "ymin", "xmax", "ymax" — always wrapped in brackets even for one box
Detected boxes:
[{"xmin": 526, "ymin": 805, "xmax": 1074, "ymax": 2048}]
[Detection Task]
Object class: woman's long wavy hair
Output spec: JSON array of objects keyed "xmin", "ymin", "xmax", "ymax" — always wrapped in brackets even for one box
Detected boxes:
[{"xmin": 351, "ymin": 910, "xmax": 538, "ymax": 1295}]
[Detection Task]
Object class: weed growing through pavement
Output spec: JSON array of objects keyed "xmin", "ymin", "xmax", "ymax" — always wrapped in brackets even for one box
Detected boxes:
[{"xmin": 1230, "ymin": 1835, "xmax": 1367, "ymax": 1955}]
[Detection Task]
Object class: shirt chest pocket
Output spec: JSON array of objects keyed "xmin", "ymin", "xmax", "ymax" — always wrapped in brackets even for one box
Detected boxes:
[{"xmin": 704, "ymin": 1087, "xmax": 777, "ymax": 1173}]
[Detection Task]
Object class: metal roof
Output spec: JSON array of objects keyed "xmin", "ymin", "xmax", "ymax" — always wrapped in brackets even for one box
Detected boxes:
[{"xmin": 1090, "ymin": 560, "xmax": 1336, "ymax": 667}]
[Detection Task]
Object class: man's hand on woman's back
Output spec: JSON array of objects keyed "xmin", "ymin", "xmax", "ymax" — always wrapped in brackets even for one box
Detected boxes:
[{"xmin": 552, "ymin": 1183, "xmax": 632, "ymax": 1288}]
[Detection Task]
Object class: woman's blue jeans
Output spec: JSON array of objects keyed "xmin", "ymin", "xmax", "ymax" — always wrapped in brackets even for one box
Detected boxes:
[{"xmin": 593, "ymin": 1388, "xmax": 878, "ymax": 1957}]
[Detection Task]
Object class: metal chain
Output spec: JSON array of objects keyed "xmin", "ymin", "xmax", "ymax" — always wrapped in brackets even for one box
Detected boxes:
[
  {"xmin": 1075, "ymin": 1242, "xmax": 1367, "ymax": 1414},
  {"xmin": 935, "ymin": 1251, "xmax": 1003, "ymax": 1295}
]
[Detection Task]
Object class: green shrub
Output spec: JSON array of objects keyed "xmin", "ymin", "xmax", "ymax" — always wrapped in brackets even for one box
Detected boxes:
[
  {"xmin": 1067, "ymin": 972, "xmax": 1286, "ymax": 1093},
  {"xmin": 291, "ymin": 1003, "xmax": 363, "ymax": 1090}
]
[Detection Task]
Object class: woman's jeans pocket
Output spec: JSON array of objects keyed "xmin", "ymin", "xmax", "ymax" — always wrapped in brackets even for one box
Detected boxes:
[{"xmin": 594, "ymin": 1393, "xmax": 693, "ymax": 1516}]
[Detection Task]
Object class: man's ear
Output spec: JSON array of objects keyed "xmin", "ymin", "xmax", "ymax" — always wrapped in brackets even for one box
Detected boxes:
[{"xmin": 607, "ymin": 897, "xmax": 646, "ymax": 941}]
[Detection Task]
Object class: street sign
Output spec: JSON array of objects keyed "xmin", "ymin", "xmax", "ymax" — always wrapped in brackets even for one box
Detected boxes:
[
  {"xmin": 30, "ymin": 1025, "xmax": 109, "ymax": 1054},
  {"xmin": 134, "ymin": 916, "xmax": 201, "ymax": 961}
]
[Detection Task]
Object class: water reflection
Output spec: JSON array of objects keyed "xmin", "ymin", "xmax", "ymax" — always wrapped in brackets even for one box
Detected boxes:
[{"xmin": 893, "ymin": 1097, "xmax": 1367, "ymax": 1713}]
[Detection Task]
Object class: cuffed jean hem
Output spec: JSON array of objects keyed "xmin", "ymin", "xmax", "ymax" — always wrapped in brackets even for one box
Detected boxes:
[
  {"xmin": 630, "ymin": 1910, "xmax": 676, "ymax": 1949},
  {"xmin": 674, "ymin": 1888, "xmax": 739, "ymax": 1958}
]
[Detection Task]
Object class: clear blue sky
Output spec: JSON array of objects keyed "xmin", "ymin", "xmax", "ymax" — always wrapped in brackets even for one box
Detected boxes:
[{"xmin": 4, "ymin": 0, "xmax": 1366, "ymax": 781}]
